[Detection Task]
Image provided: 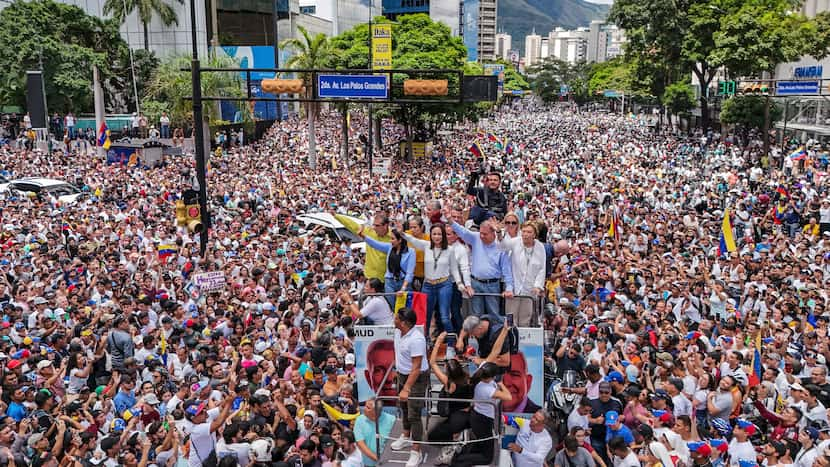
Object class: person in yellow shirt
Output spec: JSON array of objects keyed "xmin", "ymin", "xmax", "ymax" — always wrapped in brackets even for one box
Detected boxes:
[
  {"xmin": 406, "ymin": 215, "xmax": 429, "ymax": 291},
  {"xmin": 335, "ymin": 212, "xmax": 391, "ymax": 282},
  {"xmin": 803, "ymin": 217, "xmax": 820, "ymax": 239}
]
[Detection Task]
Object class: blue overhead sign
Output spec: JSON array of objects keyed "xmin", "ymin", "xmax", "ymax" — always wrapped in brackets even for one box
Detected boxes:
[
  {"xmin": 317, "ymin": 74, "xmax": 389, "ymax": 99},
  {"xmin": 604, "ymin": 90, "xmax": 620, "ymax": 98},
  {"xmin": 776, "ymin": 80, "xmax": 819, "ymax": 95}
]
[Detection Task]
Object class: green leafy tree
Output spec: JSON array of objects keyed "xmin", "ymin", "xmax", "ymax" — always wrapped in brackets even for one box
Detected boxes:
[
  {"xmin": 144, "ymin": 53, "xmax": 251, "ymax": 128},
  {"xmin": 611, "ymin": 0, "xmax": 830, "ymax": 130},
  {"xmin": 104, "ymin": 0, "xmax": 184, "ymax": 51},
  {"xmin": 720, "ymin": 95, "xmax": 782, "ymax": 145},
  {"xmin": 329, "ymin": 14, "xmax": 472, "ymax": 161},
  {"xmin": 281, "ymin": 25, "xmax": 336, "ymax": 169},
  {"xmin": 0, "ymin": 0, "xmax": 139, "ymax": 114},
  {"xmin": 661, "ymin": 82, "xmax": 695, "ymax": 128}
]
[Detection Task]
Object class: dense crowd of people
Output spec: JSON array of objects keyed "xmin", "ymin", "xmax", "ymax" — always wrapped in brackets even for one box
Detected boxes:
[{"xmin": 0, "ymin": 98, "xmax": 828, "ymax": 467}]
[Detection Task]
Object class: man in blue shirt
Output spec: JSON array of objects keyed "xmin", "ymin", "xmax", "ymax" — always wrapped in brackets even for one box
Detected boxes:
[
  {"xmin": 5, "ymin": 385, "xmax": 28, "ymax": 422},
  {"xmin": 113, "ymin": 375, "xmax": 137, "ymax": 416},
  {"xmin": 605, "ymin": 411, "xmax": 634, "ymax": 446},
  {"xmin": 447, "ymin": 212, "xmax": 513, "ymax": 323},
  {"xmin": 353, "ymin": 398, "xmax": 395, "ymax": 467}
]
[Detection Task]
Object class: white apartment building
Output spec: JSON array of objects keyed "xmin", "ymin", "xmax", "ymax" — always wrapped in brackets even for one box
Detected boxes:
[
  {"xmin": 548, "ymin": 27, "xmax": 588, "ymax": 64},
  {"xmin": 496, "ymin": 32, "xmax": 512, "ymax": 60},
  {"xmin": 525, "ymin": 30, "xmax": 542, "ymax": 67}
]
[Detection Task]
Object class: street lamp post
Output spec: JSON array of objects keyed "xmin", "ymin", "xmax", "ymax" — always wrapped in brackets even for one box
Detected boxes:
[{"xmin": 190, "ymin": 0, "xmax": 210, "ymax": 257}]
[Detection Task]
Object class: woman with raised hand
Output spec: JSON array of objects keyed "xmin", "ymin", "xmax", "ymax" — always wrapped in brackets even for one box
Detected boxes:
[
  {"xmin": 402, "ymin": 223, "xmax": 460, "ymax": 336},
  {"xmin": 359, "ymin": 225, "xmax": 416, "ymax": 309}
]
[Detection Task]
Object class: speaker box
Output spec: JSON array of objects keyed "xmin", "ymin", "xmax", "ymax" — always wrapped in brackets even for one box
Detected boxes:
[{"xmin": 26, "ymin": 71, "xmax": 48, "ymax": 129}]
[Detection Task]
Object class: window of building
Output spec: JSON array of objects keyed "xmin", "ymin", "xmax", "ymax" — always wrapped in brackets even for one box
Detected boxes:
[{"xmin": 300, "ymin": 5, "xmax": 316, "ymax": 14}]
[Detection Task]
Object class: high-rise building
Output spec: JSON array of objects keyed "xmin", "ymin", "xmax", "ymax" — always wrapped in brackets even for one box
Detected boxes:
[
  {"xmin": 524, "ymin": 30, "xmax": 542, "ymax": 67},
  {"xmin": 461, "ymin": 0, "xmax": 497, "ymax": 62},
  {"xmin": 495, "ymin": 32, "xmax": 512, "ymax": 60},
  {"xmin": 549, "ymin": 27, "xmax": 588, "ymax": 64},
  {"xmin": 477, "ymin": 0, "xmax": 497, "ymax": 61},
  {"xmin": 380, "ymin": 0, "xmax": 461, "ymax": 36},
  {"xmin": 587, "ymin": 20, "xmax": 625, "ymax": 63},
  {"xmin": 300, "ymin": 0, "xmax": 381, "ymax": 35},
  {"xmin": 803, "ymin": 0, "xmax": 830, "ymax": 17}
]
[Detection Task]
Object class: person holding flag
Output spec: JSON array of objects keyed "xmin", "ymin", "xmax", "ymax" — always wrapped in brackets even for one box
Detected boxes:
[{"xmin": 98, "ymin": 121, "xmax": 111, "ymax": 150}]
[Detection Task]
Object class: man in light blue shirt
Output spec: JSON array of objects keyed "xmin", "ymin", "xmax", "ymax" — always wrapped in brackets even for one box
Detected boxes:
[
  {"xmin": 448, "ymin": 216, "xmax": 513, "ymax": 323},
  {"xmin": 354, "ymin": 398, "xmax": 395, "ymax": 466}
]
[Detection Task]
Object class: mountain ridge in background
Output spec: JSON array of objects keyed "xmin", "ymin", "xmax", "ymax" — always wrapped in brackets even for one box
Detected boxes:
[{"xmin": 499, "ymin": 0, "xmax": 610, "ymax": 54}]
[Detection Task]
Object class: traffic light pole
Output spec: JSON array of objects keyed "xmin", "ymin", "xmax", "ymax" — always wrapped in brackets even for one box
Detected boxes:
[
  {"xmin": 190, "ymin": 0, "xmax": 210, "ymax": 258},
  {"xmin": 367, "ymin": 5, "xmax": 374, "ymax": 176},
  {"xmin": 273, "ymin": 0, "xmax": 283, "ymax": 122}
]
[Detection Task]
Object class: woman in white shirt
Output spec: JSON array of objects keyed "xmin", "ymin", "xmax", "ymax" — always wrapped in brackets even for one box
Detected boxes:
[
  {"xmin": 452, "ymin": 362, "xmax": 512, "ymax": 467},
  {"xmin": 403, "ymin": 223, "xmax": 460, "ymax": 336},
  {"xmin": 446, "ymin": 225, "xmax": 472, "ymax": 328},
  {"xmin": 500, "ymin": 222, "xmax": 547, "ymax": 326}
]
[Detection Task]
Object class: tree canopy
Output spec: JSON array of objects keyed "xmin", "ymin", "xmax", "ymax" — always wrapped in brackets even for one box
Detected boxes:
[{"xmin": 0, "ymin": 0, "xmax": 145, "ymax": 114}]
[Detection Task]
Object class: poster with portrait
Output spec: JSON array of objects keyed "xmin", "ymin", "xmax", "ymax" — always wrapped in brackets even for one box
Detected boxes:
[
  {"xmin": 354, "ymin": 325, "xmax": 397, "ymax": 403},
  {"xmin": 503, "ymin": 327, "xmax": 544, "ymax": 416}
]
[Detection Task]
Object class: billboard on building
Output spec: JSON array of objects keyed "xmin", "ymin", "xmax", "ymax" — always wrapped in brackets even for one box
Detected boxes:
[
  {"xmin": 463, "ymin": 0, "xmax": 479, "ymax": 61},
  {"xmin": 217, "ymin": 46, "xmax": 293, "ymax": 121},
  {"xmin": 483, "ymin": 63, "xmax": 505, "ymax": 96}
]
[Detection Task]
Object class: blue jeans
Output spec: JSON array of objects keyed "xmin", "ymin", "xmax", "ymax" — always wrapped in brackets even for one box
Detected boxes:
[
  {"xmin": 471, "ymin": 279, "xmax": 503, "ymax": 323},
  {"xmin": 384, "ymin": 277, "xmax": 410, "ymax": 309},
  {"xmin": 423, "ymin": 279, "xmax": 454, "ymax": 336},
  {"xmin": 161, "ymin": 125, "xmax": 170, "ymax": 139}
]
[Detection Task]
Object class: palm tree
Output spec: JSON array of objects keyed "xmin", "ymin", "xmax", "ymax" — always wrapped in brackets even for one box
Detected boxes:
[
  {"xmin": 281, "ymin": 25, "xmax": 335, "ymax": 169},
  {"xmin": 104, "ymin": 0, "xmax": 183, "ymax": 51},
  {"xmin": 144, "ymin": 53, "xmax": 251, "ymax": 126}
]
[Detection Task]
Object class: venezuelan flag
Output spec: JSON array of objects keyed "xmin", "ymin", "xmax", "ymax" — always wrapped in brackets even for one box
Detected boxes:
[
  {"xmin": 468, "ymin": 142, "xmax": 484, "ymax": 158},
  {"xmin": 159, "ymin": 331, "xmax": 168, "ymax": 366},
  {"xmin": 505, "ymin": 140, "xmax": 514, "ymax": 155},
  {"xmin": 157, "ymin": 244, "xmax": 177, "ymax": 259},
  {"xmin": 776, "ymin": 185, "xmax": 790, "ymax": 199},
  {"xmin": 322, "ymin": 401, "xmax": 359, "ymax": 426},
  {"xmin": 719, "ymin": 209, "xmax": 737, "ymax": 256},
  {"xmin": 98, "ymin": 122, "xmax": 111, "ymax": 150},
  {"xmin": 487, "ymin": 133, "xmax": 499, "ymax": 143},
  {"xmin": 607, "ymin": 208, "xmax": 621, "ymax": 243},
  {"xmin": 789, "ymin": 146, "xmax": 807, "ymax": 161},
  {"xmin": 748, "ymin": 333, "xmax": 762, "ymax": 387},
  {"xmin": 502, "ymin": 414, "xmax": 526, "ymax": 429},
  {"xmin": 806, "ymin": 313, "xmax": 817, "ymax": 333},
  {"xmin": 393, "ymin": 291, "xmax": 427, "ymax": 326}
]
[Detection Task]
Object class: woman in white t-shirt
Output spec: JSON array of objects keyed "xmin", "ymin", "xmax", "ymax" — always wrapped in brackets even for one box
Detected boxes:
[
  {"xmin": 66, "ymin": 352, "xmax": 92, "ymax": 397},
  {"xmin": 452, "ymin": 362, "xmax": 511, "ymax": 467}
]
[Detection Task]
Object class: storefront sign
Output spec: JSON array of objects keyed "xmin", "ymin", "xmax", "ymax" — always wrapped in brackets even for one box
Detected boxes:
[{"xmin": 794, "ymin": 66, "xmax": 823, "ymax": 79}]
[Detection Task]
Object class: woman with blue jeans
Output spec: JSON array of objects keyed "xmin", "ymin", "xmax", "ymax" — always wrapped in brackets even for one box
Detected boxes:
[
  {"xmin": 403, "ymin": 224, "xmax": 460, "ymax": 337},
  {"xmin": 360, "ymin": 227, "xmax": 415, "ymax": 309}
]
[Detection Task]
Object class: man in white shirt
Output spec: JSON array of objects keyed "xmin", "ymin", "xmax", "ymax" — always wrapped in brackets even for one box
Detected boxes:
[
  {"xmin": 185, "ymin": 389, "xmax": 235, "ymax": 467},
  {"xmin": 341, "ymin": 279, "xmax": 393, "ymax": 325},
  {"xmin": 609, "ymin": 436, "xmax": 639, "ymax": 467},
  {"xmin": 727, "ymin": 420, "xmax": 758, "ymax": 466},
  {"xmin": 509, "ymin": 410, "xmax": 553, "ymax": 467},
  {"xmin": 388, "ymin": 307, "xmax": 428, "ymax": 467}
]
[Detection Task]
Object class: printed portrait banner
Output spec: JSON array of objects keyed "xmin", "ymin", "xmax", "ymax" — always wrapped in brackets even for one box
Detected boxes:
[
  {"xmin": 505, "ymin": 326, "xmax": 544, "ymax": 416},
  {"xmin": 355, "ymin": 325, "xmax": 397, "ymax": 403},
  {"xmin": 354, "ymin": 324, "xmax": 543, "ymax": 414}
]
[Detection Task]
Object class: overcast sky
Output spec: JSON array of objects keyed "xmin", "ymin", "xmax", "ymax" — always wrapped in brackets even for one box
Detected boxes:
[{"xmin": 586, "ymin": 0, "xmax": 614, "ymax": 4}]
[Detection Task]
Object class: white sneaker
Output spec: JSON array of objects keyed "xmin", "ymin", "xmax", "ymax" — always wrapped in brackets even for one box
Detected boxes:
[
  {"xmin": 434, "ymin": 446, "xmax": 455, "ymax": 465},
  {"xmin": 405, "ymin": 450, "xmax": 422, "ymax": 467},
  {"xmin": 390, "ymin": 435, "xmax": 412, "ymax": 451}
]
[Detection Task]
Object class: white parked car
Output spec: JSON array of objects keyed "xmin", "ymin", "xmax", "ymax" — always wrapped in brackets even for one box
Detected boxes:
[
  {"xmin": 296, "ymin": 212, "xmax": 366, "ymax": 252},
  {"xmin": 7, "ymin": 178, "xmax": 86, "ymax": 204}
]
